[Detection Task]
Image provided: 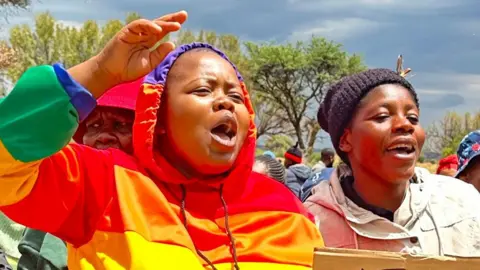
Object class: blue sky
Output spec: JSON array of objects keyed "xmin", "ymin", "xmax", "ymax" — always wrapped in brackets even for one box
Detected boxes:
[{"xmin": 2, "ymin": 0, "xmax": 480, "ymax": 146}]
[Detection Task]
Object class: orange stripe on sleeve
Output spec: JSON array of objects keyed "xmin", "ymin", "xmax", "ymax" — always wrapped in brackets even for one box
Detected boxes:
[
  {"xmin": 0, "ymin": 140, "xmax": 40, "ymax": 205},
  {"xmin": 1, "ymin": 143, "xmax": 118, "ymax": 246}
]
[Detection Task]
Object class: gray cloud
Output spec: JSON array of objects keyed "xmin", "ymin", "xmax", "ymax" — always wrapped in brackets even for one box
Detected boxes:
[{"xmin": 422, "ymin": 94, "xmax": 465, "ymax": 109}]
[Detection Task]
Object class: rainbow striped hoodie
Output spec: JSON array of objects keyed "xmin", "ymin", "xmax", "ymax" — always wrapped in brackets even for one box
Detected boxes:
[{"xmin": 0, "ymin": 43, "xmax": 323, "ymax": 269}]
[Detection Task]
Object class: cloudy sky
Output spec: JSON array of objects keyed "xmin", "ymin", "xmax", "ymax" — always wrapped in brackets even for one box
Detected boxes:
[{"xmin": 2, "ymin": 0, "xmax": 480, "ymax": 137}]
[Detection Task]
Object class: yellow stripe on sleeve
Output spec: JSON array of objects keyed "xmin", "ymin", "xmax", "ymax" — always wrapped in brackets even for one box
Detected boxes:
[{"xmin": 0, "ymin": 140, "xmax": 40, "ymax": 205}]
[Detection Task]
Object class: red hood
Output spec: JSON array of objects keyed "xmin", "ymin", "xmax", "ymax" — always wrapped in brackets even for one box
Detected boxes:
[{"xmin": 133, "ymin": 43, "xmax": 256, "ymax": 196}]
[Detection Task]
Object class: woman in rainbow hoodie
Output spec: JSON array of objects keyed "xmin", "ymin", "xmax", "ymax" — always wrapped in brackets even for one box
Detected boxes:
[
  {"xmin": 0, "ymin": 10, "xmax": 322, "ymax": 270},
  {"xmin": 18, "ymin": 78, "xmax": 140, "ymax": 270}
]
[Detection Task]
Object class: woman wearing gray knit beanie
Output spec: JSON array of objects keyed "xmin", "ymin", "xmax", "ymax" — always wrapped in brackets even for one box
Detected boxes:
[
  {"xmin": 304, "ymin": 68, "xmax": 480, "ymax": 257},
  {"xmin": 253, "ymin": 155, "xmax": 287, "ymax": 184}
]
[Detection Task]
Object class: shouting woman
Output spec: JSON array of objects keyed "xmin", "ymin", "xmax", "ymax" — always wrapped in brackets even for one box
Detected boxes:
[{"xmin": 305, "ymin": 68, "xmax": 480, "ymax": 256}]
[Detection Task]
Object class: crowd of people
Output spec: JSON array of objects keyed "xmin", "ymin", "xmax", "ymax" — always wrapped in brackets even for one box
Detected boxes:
[{"xmin": 0, "ymin": 10, "xmax": 479, "ymax": 269}]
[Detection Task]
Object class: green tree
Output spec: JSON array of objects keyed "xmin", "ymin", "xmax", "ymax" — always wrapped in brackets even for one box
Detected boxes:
[
  {"xmin": 175, "ymin": 29, "xmax": 197, "ymax": 45},
  {"xmin": 99, "ymin": 19, "xmax": 124, "ymax": 48},
  {"xmin": 252, "ymin": 93, "xmax": 287, "ymax": 138},
  {"xmin": 6, "ymin": 12, "xmax": 145, "ymax": 83},
  {"xmin": 246, "ymin": 36, "xmax": 366, "ymax": 151},
  {"xmin": 125, "ymin": 12, "xmax": 141, "ymax": 24},
  {"xmin": 0, "ymin": 0, "xmax": 29, "ymax": 8},
  {"xmin": 308, "ymin": 152, "xmax": 321, "ymax": 166},
  {"xmin": 265, "ymin": 134, "xmax": 293, "ymax": 158},
  {"xmin": 0, "ymin": 40, "xmax": 15, "ymax": 96},
  {"xmin": 0, "ymin": 0, "xmax": 30, "ymax": 19},
  {"xmin": 175, "ymin": 29, "xmax": 249, "ymax": 76},
  {"xmin": 426, "ymin": 111, "xmax": 480, "ymax": 156}
]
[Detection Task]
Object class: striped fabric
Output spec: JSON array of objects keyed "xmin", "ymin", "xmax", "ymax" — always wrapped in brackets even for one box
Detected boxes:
[{"xmin": 0, "ymin": 43, "xmax": 323, "ymax": 269}]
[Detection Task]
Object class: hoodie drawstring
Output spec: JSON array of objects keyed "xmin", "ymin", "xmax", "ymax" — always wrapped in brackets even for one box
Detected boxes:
[{"xmin": 180, "ymin": 184, "xmax": 240, "ymax": 270}]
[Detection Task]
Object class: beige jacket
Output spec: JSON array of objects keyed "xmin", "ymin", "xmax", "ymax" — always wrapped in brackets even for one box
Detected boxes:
[{"xmin": 304, "ymin": 167, "xmax": 480, "ymax": 257}]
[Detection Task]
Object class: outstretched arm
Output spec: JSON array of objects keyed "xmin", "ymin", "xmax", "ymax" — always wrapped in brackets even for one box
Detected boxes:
[
  {"xmin": 0, "ymin": 11, "xmax": 187, "ymax": 246},
  {"xmin": 0, "ymin": 64, "xmax": 115, "ymax": 246}
]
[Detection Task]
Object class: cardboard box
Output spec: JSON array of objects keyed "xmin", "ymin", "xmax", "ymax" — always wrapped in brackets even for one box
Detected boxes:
[{"xmin": 313, "ymin": 247, "xmax": 480, "ymax": 270}]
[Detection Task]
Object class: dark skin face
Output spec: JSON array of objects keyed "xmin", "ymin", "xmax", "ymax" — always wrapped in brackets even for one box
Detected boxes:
[
  {"xmin": 458, "ymin": 157, "xmax": 480, "ymax": 192},
  {"xmin": 157, "ymin": 50, "xmax": 250, "ymax": 178},
  {"xmin": 83, "ymin": 107, "xmax": 134, "ymax": 154},
  {"xmin": 284, "ymin": 159, "xmax": 295, "ymax": 168},
  {"xmin": 438, "ymin": 168, "xmax": 457, "ymax": 177},
  {"xmin": 321, "ymin": 153, "xmax": 334, "ymax": 167},
  {"xmin": 339, "ymin": 84, "xmax": 425, "ymax": 211}
]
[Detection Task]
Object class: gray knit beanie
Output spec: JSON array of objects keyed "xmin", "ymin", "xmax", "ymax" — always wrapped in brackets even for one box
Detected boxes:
[{"xmin": 317, "ymin": 68, "xmax": 419, "ymax": 162}]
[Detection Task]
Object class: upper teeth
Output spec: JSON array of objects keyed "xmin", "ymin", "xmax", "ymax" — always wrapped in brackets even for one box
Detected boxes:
[
  {"xmin": 388, "ymin": 144, "xmax": 413, "ymax": 151},
  {"xmin": 224, "ymin": 124, "xmax": 232, "ymax": 134}
]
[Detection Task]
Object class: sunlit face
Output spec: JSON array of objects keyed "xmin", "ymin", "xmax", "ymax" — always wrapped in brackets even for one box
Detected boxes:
[
  {"xmin": 340, "ymin": 84, "xmax": 425, "ymax": 184},
  {"xmin": 438, "ymin": 168, "xmax": 457, "ymax": 177},
  {"xmin": 157, "ymin": 50, "xmax": 250, "ymax": 177},
  {"xmin": 83, "ymin": 107, "xmax": 134, "ymax": 154}
]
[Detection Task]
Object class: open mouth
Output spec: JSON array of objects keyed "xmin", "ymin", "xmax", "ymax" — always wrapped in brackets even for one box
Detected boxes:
[
  {"xmin": 210, "ymin": 117, "xmax": 238, "ymax": 148},
  {"xmin": 386, "ymin": 143, "xmax": 416, "ymax": 155}
]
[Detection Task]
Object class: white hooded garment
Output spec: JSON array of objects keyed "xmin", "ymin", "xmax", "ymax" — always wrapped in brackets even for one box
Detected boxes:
[{"xmin": 304, "ymin": 167, "xmax": 480, "ymax": 257}]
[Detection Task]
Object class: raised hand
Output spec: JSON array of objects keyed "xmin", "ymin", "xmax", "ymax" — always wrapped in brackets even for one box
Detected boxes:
[{"xmin": 68, "ymin": 11, "xmax": 188, "ymax": 98}]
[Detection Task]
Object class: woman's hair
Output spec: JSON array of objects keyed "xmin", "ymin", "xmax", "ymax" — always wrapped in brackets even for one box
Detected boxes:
[{"xmin": 253, "ymin": 155, "xmax": 287, "ymax": 183}]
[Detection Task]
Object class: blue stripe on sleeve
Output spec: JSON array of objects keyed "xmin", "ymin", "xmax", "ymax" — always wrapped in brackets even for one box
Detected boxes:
[{"xmin": 53, "ymin": 63, "xmax": 97, "ymax": 122}]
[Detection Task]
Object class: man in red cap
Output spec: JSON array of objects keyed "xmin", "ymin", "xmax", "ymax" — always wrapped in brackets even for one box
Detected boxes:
[{"xmin": 17, "ymin": 80, "xmax": 140, "ymax": 270}]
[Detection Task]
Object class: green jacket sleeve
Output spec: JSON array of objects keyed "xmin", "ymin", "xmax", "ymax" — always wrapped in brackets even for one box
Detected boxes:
[{"xmin": 18, "ymin": 229, "xmax": 68, "ymax": 270}]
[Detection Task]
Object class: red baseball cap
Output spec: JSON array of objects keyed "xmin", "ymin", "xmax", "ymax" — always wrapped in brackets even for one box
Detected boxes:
[
  {"xmin": 436, "ymin": 154, "xmax": 459, "ymax": 175},
  {"xmin": 72, "ymin": 78, "xmax": 143, "ymax": 143}
]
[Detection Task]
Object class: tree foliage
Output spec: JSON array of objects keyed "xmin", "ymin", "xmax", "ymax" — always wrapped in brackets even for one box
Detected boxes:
[
  {"xmin": 0, "ymin": 0, "xmax": 29, "ymax": 17},
  {"xmin": 0, "ymin": 0, "xmax": 28, "ymax": 8},
  {"xmin": 426, "ymin": 111, "xmax": 480, "ymax": 156},
  {"xmin": 175, "ymin": 29, "xmax": 249, "ymax": 78},
  {"xmin": 4, "ymin": 14, "xmax": 369, "ymax": 156},
  {"xmin": 0, "ymin": 40, "xmax": 15, "ymax": 70},
  {"xmin": 6, "ymin": 12, "xmax": 142, "ymax": 82},
  {"xmin": 252, "ymin": 93, "xmax": 287, "ymax": 138},
  {"xmin": 265, "ymin": 134, "xmax": 293, "ymax": 158},
  {"xmin": 0, "ymin": 40, "xmax": 15, "ymax": 96},
  {"xmin": 246, "ymin": 37, "xmax": 366, "ymax": 152}
]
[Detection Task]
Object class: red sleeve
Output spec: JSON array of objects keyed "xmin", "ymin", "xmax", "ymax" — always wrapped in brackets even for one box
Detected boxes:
[{"xmin": 1, "ymin": 143, "xmax": 116, "ymax": 246}]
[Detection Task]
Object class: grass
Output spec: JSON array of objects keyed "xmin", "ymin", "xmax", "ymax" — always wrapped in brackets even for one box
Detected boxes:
[{"xmin": 416, "ymin": 162, "xmax": 438, "ymax": 174}]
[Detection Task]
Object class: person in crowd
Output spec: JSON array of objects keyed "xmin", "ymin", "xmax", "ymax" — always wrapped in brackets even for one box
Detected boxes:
[
  {"xmin": 0, "ymin": 11, "xmax": 322, "ymax": 270},
  {"xmin": 455, "ymin": 130, "xmax": 480, "ymax": 192},
  {"xmin": 311, "ymin": 148, "xmax": 335, "ymax": 174},
  {"xmin": 253, "ymin": 155, "xmax": 287, "ymax": 183},
  {"xmin": 321, "ymin": 148, "xmax": 335, "ymax": 168},
  {"xmin": 311, "ymin": 161, "xmax": 325, "ymax": 174},
  {"xmin": 284, "ymin": 142, "xmax": 302, "ymax": 169},
  {"xmin": 305, "ymin": 68, "xmax": 480, "ymax": 256},
  {"xmin": 436, "ymin": 154, "xmax": 458, "ymax": 177},
  {"xmin": 17, "ymin": 79, "xmax": 139, "ymax": 270},
  {"xmin": 0, "ymin": 214, "xmax": 24, "ymax": 270},
  {"xmin": 284, "ymin": 143, "xmax": 312, "ymax": 198},
  {"xmin": 312, "ymin": 148, "xmax": 335, "ymax": 174},
  {"xmin": 300, "ymin": 166, "xmax": 334, "ymax": 202}
]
